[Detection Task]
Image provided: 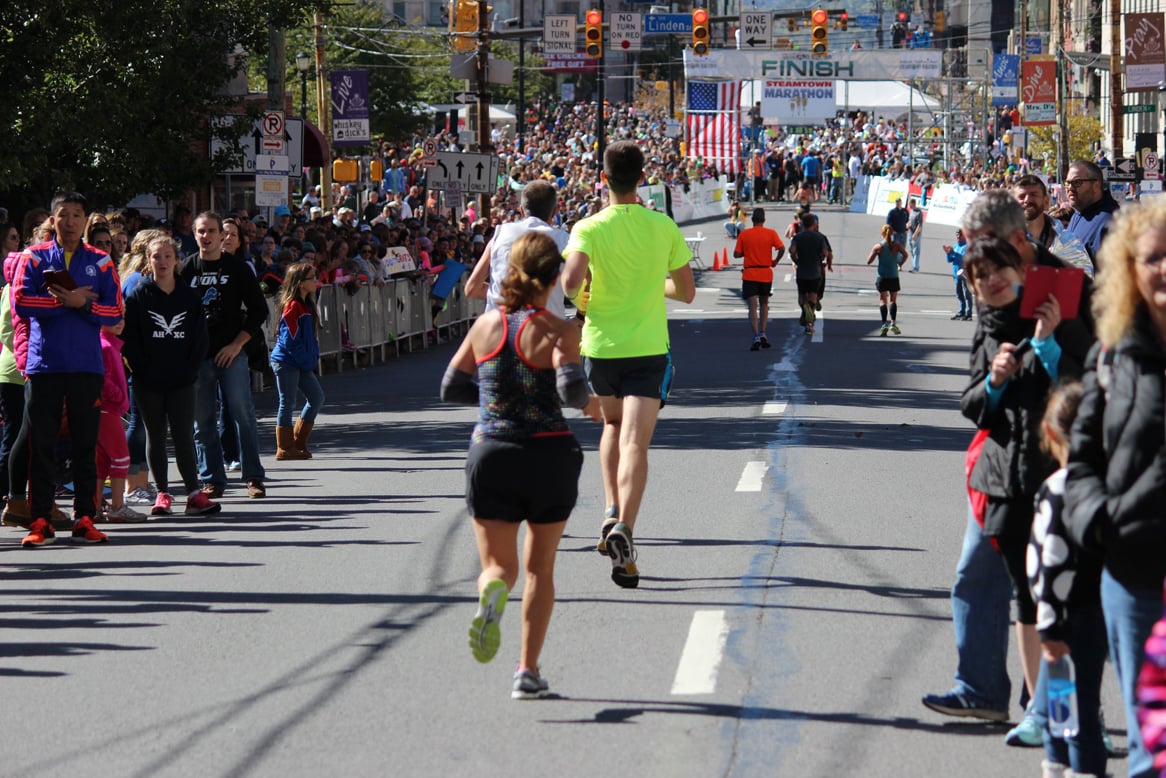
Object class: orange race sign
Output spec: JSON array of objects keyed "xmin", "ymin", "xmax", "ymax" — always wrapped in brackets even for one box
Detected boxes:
[{"xmin": 1021, "ymin": 59, "xmax": 1056, "ymax": 125}]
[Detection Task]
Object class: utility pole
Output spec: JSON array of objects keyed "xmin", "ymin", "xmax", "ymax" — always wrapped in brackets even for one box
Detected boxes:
[
  {"xmin": 314, "ymin": 9, "xmax": 333, "ymax": 213},
  {"xmin": 267, "ymin": 27, "xmax": 286, "ymax": 112},
  {"xmin": 596, "ymin": 0, "xmax": 606, "ymax": 165},
  {"xmin": 1110, "ymin": 0, "xmax": 1123, "ymax": 156},
  {"xmin": 517, "ymin": 0, "xmax": 525, "ymax": 155},
  {"xmin": 1056, "ymin": 0, "xmax": 1070, "ymax": 177},
  {"xmin": 476, "ymin": 0, "xmax": 493, "ymax": 218}
]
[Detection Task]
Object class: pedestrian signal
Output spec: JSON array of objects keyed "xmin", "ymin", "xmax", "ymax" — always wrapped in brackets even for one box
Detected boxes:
[
  {"xmin": 787, "ymin": 16, "xmax": 797, "ymax": 32},
  {"xmin": 810, "ymin": 9, "xmax": 828, "ymax": 55},
  {"xmin": 692, "ymin": 8, "xmax": 710, "ymax": 56},
  {"xmin": 585, "ymin": 9, "xmax": 602, "ymax": 58}
]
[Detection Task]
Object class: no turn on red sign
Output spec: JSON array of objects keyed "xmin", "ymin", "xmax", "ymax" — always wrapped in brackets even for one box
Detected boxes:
[{"xmin": 610, "ymin": 13, "xmax": 642, "ymax": 51}]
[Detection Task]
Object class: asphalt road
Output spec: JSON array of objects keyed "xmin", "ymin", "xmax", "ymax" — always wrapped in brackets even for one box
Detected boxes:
[{"xmin": 0, "ymin": 206, "xmax": 1129, "ymax": 777}]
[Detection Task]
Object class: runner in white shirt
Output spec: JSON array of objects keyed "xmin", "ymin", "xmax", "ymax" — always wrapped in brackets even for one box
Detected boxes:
[{"xmin": 464, "ymin": 180, "xmax": 570, "ymax": 319}]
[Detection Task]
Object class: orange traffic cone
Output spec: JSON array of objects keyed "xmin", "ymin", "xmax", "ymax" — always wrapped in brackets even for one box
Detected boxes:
[
  {"xmin": 719, "ymin": 248, "xmax": 730, "ymax": 270},
  {"xmin": 711, "ymin": 250, "xmax": 722, "ymax": 271}
]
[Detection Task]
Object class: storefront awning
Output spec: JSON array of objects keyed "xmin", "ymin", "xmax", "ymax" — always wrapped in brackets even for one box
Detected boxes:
[{"xmin": 303, "ymin": 119, "xmax": 330, "ymax": 168}]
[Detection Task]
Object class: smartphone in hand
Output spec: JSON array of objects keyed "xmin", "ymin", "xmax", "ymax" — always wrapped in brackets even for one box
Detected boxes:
[{"xmin": 41, "ymin": 269, "xmax": 77, "ymax": 291}]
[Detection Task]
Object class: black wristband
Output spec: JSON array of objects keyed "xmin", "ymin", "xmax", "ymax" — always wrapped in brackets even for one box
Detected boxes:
[{"xmin": 79, "ymin": 300, "xmax": 93, "ymax": 315}]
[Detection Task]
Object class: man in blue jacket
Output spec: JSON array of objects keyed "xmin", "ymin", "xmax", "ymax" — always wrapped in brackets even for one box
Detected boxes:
[
  {"xmin": 14, "ymin": 191, "xmax": 123, "ymax": 547},
  {"xmin": 1065, "ymin": 159, "xmax": 1120, "ymax": 270}
]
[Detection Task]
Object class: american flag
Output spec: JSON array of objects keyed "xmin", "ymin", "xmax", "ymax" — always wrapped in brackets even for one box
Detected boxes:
[{"xmin": 686, "ymin": 80, "xmax": 742, "ymax": 175}]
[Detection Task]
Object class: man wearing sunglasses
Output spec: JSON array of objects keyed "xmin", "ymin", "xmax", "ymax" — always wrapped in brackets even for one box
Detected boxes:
[{"xmin": 1064, "ymin": 159, "xmax": 1119, "ymax": 269}]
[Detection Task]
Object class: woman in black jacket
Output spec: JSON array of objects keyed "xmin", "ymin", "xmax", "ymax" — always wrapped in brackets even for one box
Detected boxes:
[
  {"xmin": 122, "ymin": 235, "xmax": 218, "ymax": 518},
  {"xmin": 1064, "ymin": 197, "xmax": 1166, "ymax": 778},
  {"xmin": 960, "ymin": 237, "xmax": 1095, "ymax": 738}
]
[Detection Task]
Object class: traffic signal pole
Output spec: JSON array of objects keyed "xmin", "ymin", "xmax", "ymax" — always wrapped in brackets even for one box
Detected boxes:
[
  {"xmin": 477, "ymin": 0, "xmax": 492, "ymax": 218},
  {"xmin": 596, "ymin": 0, "xmax": 605, "ymax": 165}
]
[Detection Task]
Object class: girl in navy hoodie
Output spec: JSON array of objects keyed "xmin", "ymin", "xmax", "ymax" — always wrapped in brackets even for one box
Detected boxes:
[
  {"xmin": 122, "ymin": 235, "xmax": 218, "ymax": 517},
  {"xmin": 270, "ymin": 261, "xmax": 323, "ymax": 460}
]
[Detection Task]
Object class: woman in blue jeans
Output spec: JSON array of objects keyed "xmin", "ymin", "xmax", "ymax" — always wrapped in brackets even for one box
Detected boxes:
[
  {"xmin": 270, "ymin": 261, "xmax": 324, "ymax": 460},
  {"xmin": 1064, "ymin": 198, "xmax": 1166, "ymax": 778}
]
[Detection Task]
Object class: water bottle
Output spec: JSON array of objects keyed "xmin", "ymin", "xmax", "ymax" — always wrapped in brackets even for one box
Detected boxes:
[{"xmin": 1047, "ymin": 655, "xmax": 1080, "ymax": 739}]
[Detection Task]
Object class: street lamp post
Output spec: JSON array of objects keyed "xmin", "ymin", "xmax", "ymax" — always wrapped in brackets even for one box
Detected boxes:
[
  {"xmin": 294, "ymin": 51, "xmax": 312, "ymax": 195},
  {"xmin": 295, "ymin": 51, "xmax": 312, "ymax": 120}
]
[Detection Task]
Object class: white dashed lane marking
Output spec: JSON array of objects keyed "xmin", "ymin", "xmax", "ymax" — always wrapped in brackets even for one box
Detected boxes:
[
  {"xmin": 671, "ymin": 610, "xmax": 730, "ymax": 695},
  {"xmin": 734, "ymin": 461, "xmax": 768, "ymax": 492}
]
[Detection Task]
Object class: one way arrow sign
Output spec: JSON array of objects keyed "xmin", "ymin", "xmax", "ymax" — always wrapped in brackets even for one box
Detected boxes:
[
  {"xmin": 1108, "ymin": 157, "xmax": 1139, "ymax": 181},
  {"xmin": 739, "ymin": 11, "xmax": 773, "ymax": 50}
]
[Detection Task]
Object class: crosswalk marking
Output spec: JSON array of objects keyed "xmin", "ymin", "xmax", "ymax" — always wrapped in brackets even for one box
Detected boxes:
[
  {"xmin": 671, "ymin": 610, "xmax": 729, "ymax": 695},
  {"xmin": 762, "ymin": 401, "xmax": 787, "ymax": 415}
]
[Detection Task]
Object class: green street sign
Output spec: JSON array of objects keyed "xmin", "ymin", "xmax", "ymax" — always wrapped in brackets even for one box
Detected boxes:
[{"xmin": 1123, "ymin": 104, "xmax": 1157, "ymax": 115}]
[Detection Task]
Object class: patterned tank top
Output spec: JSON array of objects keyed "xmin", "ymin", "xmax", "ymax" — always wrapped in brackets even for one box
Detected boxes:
[{"xmin": 472, "ymin": 308, "xmax": 571, "ymax": 444}]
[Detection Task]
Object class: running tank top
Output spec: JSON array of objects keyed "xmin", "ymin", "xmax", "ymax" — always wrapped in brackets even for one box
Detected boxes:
[
  {"xmin": 473, "ymin": 308, "xmax": 571, "ymax": 444},
  {"xmin": 876, "ymin": 241, "xmax": 900, "ymax": 279}
]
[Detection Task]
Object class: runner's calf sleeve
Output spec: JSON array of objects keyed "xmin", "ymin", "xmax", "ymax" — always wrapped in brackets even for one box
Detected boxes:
[
  {"xmin": 880, "ymin": 304, "xmax": 888, "ymax": 322},
  {"xmin": 440, "ymin": 366, "xmax": 479, "ymax": 405},
  {"xmin": 556, "ymin": 362, "xmax": 590, "ymax": 409},
  {"xmin": 890, "ymin": 302, "xmax": 897, "ymax": 321}
]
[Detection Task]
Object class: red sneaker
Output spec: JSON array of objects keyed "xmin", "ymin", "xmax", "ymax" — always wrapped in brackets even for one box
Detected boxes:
[
  {"xmin": 71, "ymin": 516, "xmax": 109, "ymax": 544},
  {"xmin": 21, "ymin": 518, "xmax": 56, "ymax": 548},
  {"xmin": 184, "ymin": 491, "xmax": 222, "ymax": 516},
  {"xmin": 151, "ymin": 492, "xmax": 173, "ymax": 516}
]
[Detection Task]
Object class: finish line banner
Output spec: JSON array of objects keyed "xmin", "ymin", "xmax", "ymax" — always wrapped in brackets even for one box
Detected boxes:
[{"xmin": 684, "ymin": 49, "xmax": 943, "ymax": 80}]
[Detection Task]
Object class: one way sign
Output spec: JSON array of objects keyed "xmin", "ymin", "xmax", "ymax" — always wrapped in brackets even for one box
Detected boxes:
[
  {"xmin": 1108, "ymin": 157, "xmax": 1138, "ymax": 181},
  {"xmin": 739, "ymin": 11, "xmax": 773, "ymax": 50}
]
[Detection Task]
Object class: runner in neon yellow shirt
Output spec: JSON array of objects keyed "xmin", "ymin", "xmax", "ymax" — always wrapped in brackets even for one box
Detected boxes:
[{"xmin": 562, "ymin": 141, "xmax": 695, "ymax": 588}]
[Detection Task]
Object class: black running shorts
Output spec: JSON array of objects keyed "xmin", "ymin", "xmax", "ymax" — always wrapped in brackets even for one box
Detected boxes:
[
  {"xmin": 796, "ymin": 278, "xmax": 821, "ymax": 296},
  {"xmin": 466, "ymin": 436, "xmax": 583, "ymax": 524},
  {"xmin": 584, "ymin": 353, "xmax": 673, "ymax": 404},
  {"xmin": 876, "ymin": 277, "xmax": 901, "ymax": 293},
  {"xmin": 742, "ymin": 280, "xmax": 773, "ymax": 299}
]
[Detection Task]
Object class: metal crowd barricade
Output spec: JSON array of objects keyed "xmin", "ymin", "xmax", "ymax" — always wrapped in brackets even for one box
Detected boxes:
[
  {"xmin": 262, "ymin": 269, "xmax": 479, "ymax": 380},
  {"xmin": 310, "ymin": 284, "xmax": 344, "ymax": 369}
]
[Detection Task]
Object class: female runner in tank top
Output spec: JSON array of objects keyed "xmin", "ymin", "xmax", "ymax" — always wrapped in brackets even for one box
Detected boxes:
[
  {"xmin": 866, "ymin": 224, "xmax": 909, "ymax": 335},
  {"xmin": 441, "ymin": 231, "xmax": 601, "ymax": 699}
]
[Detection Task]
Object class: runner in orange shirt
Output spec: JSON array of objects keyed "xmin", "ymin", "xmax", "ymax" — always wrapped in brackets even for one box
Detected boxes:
[{"xmin": 733, "ymin": 208, "xmax": 785, "ymax": 351}]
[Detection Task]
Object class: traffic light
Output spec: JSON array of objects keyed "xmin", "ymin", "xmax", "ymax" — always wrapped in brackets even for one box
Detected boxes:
[
  {"xmin": 810, "ymin": 8, "xmax": 828, "ymax": 55},
  {"xmin": 585, "ymin": 9, "xmax": 602, "ymax": 58},
  {"xmin": 692, "ymin": 8, "xmax": 710, "ymax": 56},
  {"xmin": 787, "ymin": 16, "xmax": 797, "ymax": 32},
  {"xmin": 837, "ymin": 11, "xmax": 848, "ymax": 30},
  {"xmin": 451, "ymin": 0, "xmax": 478, "ymax": 53},
  {"xmin": 896, "ymin": 11, "xmax": 908, "ymax": 22}
]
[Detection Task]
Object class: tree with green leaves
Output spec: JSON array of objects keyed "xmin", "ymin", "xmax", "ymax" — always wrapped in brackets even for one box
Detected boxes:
[
  {"xmin": 1026, "ymin": 115, "xmax": 1104, "ymax": 174},
  {"xmin": 0, "ymin": 0, "xmax": 317, "ymax": 213}
]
